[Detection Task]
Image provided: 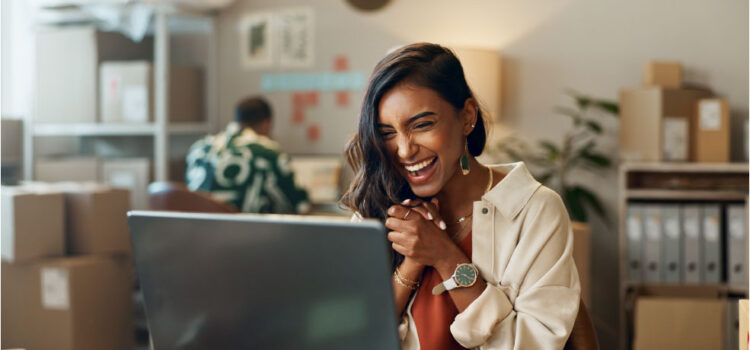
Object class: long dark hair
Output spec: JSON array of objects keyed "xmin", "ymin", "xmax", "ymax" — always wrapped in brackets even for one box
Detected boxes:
[{"xmin": 340, "ymin": 43, "xmax": 487, "ymax": 267}]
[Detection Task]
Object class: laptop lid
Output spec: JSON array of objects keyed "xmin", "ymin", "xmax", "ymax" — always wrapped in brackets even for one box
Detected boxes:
[{"xmin": 128, "ymin": 211, "xmax": 400, "ymax": 350}]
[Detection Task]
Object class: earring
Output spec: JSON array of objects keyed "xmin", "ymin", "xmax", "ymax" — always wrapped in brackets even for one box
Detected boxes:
[{"xmin": 460, "ymin": 140, "xmax": 470, "ymax": 175}]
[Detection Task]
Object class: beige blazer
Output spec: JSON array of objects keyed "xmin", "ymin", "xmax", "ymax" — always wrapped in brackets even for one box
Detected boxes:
[{"xmin": 397, "ymin": 162, "xmax": 581, "ymax": 349}]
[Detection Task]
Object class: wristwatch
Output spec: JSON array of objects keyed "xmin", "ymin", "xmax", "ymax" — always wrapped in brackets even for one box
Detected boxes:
[{"xmin": 432, "ymin": 263, "xmax": 478, "ymax": 295}]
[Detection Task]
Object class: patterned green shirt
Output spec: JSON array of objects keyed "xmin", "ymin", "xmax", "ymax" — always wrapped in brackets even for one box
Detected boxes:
[{"xmin": 185, "ymin": 123, "xmax": 310, "ymax": 214}]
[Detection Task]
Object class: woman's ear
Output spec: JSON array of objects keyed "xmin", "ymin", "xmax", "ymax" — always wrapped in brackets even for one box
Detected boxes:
[{"xmin": 461, "ymin": 98, "xmax": 479, "ymax": 136}]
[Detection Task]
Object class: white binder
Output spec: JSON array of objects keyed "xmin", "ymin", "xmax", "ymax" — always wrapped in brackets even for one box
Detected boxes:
[
  {"xmin": 626, "ymin": 204, "xmax": 645, "ymax": 282},
  {"xmin": 681, "ymin": 205, "xmax": 702, "ymax": 283},
  {"xmin": 661, "ymin": 205, "xmax": 681, "ymax": 282},
  {"xmin": 701, "ymin": 204, "xmax": 722, "ymax": 283},
  {"xmin": 643, "ymin": 205, "xmax": 663, "ymax": 283},
  {"xmin": 727, "ymin": 203, "xmax": 747, "ymax": 289}
]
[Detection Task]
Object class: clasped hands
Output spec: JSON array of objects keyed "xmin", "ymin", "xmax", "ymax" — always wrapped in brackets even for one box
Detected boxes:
[{"xmin": 386, "ymin": 198, "xmax": 463, "ymax": 269}]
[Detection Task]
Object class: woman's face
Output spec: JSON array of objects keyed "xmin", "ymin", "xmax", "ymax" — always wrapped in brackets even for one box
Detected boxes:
[{"xmin": 377, "ymin": 83, "xmax": 475, "ymax": 197}]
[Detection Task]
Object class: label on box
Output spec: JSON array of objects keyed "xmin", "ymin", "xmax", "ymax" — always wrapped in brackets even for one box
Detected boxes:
[
  {"xmin": 109, "ymin": 170, "xmax": 137, "ymax": 189},
  {"xmin": 699, "ymin": 100, "xmax": 722, "ymax": 131},
  {"xmin": 662, "ymin": 117, "xmax": 688, "ymax": 161},
  {"xmin": 684, "ymin": 216, "xmax": 699, "ymax": 239},
  {"xmin": 730, "ymin": 215, "xmax": 745, "ymax": 240},
  {"xmin": 704, "ymin": 215, "xmax": 720, "ymax": 242},
  {"xmin": 41, "ymin": 267, "xmax": 70, "ymax": 310},
  {"xmin": 122, "ymin": 86, "xmax": 149, "ymax": 123}
]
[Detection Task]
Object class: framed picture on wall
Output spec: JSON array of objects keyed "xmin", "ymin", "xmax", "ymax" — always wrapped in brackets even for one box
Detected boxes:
[
  {"xmin": 239, "ymin": 12, "xmax": 274, "ymax": 69},
  {"xmin": 277, "ymin": 7, "xmax": 314, "ymax": 69}
]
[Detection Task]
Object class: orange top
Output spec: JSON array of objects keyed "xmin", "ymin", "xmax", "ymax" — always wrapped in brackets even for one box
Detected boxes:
[{"xmin": 411, "ymin": 231, "xmax": 473, "ymax": 350}]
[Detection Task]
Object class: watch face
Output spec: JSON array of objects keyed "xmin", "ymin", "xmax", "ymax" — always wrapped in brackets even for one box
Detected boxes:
[{"xmin": 454, "ymin": 264, "xmax": 477, "ymax": 287}]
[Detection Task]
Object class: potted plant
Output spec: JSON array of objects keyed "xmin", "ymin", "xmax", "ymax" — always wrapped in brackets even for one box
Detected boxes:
[{"xmin": 486, "ymin": 89, "xmax": 619, "ymax": 223}]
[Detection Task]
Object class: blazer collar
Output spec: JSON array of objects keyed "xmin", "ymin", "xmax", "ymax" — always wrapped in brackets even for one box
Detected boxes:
[{"xmin": 482, "ymin": 162, "xmax": 542, "ymax": 220}]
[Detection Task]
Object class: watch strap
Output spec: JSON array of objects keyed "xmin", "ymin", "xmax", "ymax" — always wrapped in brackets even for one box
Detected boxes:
[{"xmin": 432, "ymin": 276, "xmax": 458, "ymax": 295}]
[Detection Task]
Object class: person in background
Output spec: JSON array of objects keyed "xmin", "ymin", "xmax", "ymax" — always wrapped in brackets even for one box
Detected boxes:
[{"xmin": 185, "ymin": 96, "xmax": 310, "ymax": 214}]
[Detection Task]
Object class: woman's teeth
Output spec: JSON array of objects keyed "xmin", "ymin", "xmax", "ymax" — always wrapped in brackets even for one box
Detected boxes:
[{"xmin": 404, "ymin": 158, "xmax": 435, "ymax": 172}]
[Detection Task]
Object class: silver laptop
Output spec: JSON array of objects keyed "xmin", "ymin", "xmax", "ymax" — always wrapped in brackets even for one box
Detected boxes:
[{"xmin": 127, "ymin": 211, "xmax": 400, "ymax": 350}]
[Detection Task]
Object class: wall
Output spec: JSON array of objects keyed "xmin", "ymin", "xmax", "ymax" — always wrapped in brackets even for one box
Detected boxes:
[{"xmin": 217, "ymin": 1, "xmax": 748, "ymax": 348}]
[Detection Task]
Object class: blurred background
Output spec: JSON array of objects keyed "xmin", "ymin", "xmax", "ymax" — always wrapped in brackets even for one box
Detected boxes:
[{"xmin": 1, "ymin": 0, "xmax": 748, "ymax": 349}]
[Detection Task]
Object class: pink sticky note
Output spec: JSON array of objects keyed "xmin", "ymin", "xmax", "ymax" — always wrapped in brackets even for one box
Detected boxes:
[
  {"xmin": 307, "ymin": 124, "xmax": 321, "ymax": 142},
  {"xmin": 334, "ymin": 55, "xmax": 349, "ymax": 71},
  {"xmin": 335, "ymin": 91, "xmax": 349, "ymax": 106},
  {"xmin": 292, "ymin": 107, "xmax": 305, "ymax": 125}
]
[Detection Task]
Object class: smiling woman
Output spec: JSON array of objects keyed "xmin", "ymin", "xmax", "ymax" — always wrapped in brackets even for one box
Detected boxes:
[{"xmin": 340, "ymin": 43, "xmax": 581, "ymax": 350}]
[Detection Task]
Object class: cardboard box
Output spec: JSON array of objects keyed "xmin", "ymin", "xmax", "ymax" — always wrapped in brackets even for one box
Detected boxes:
[
  {"xmin": 695, "ymin": 98, "xmax": 730, "ymax": 162},
  {"xmin": 634, "ymin": 297, "xmax": 726, "ymax": 350},
  {"xmin": 290, "ymin": 156, "xmax": 342, "ymax": 203},
  {"xmin": 61, "ymin": 184, "xmax": 132, "ymax": 255},
  {"xmin": 1, "ymin": 187, "xmax": 65, "ymax": 263},
  {"xmin": 1, "ymin": 256, "xmax": 133, "ymax": 350},
  {"xmin": 644, "ymin": 61, "xmax": 682, "ymax": 88},
  {"xmin": 35, "ymin": 157, "xmax": 100, "ymax": 182},
  {"xmin": 619, "ymin": 87, "xmax": 713, "ymax": 162},
  {"xmin": 1, "ymin": 119, "xmax": 23, "ymax": 165},
  {"xmin": 741, "ymin": 299, "xmax": 749, "ymax": 350},
  {"xmin": 100, "ymin": 61, "xmax": 203, "ymax": 123},
  {"xmin": 35, "ymin": 26, "xmax": 153, "ymax": 124},
  {"xmin": 571, "ymin": 221, "xmax": 590, "ymax": 308},
  {"xmin": 101, "ymin": 158, "xmax": 151, "ymax": 210}
]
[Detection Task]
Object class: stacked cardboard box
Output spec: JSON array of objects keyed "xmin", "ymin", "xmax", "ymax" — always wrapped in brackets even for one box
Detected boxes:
[
  {"xmin": 100, "ymin": 61, "xmax": 204, "ymax": 124},
  {"xmin": 619, "ymin": 61, "xmax": 732, "ymax": 162},
  {"xmin": 1, "ymin": 183, "xmax": 134, "ymax": 350},
  {"xmin": 35, "ymin": 26, "xmax": 153, "ymax": 124},
  {"xmin": 633, "ymin": 297, "xmax": 727, "ymax": 350}
]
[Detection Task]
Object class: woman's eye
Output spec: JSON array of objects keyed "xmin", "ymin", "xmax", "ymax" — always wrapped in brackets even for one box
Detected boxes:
[
  {"xmin": 380, "ymin": 130, "xmax": 395, "ymax": 138},
  {"xmin": 415, "ymin": 122, "xmax": 434, "ymax": 129}
]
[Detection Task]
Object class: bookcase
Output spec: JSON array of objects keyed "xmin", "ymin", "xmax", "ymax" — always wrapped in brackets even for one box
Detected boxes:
[{"xmin": 618, "ymin": 162, "xmax": 749, "ymax": 349}]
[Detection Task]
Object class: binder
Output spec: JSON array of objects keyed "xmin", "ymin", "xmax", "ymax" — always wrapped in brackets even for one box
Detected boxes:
[
  {"xmin": 626, "ymin": 204, "xmax": 645, "ymax": 282},
  {"xmin": 661, "ymin": 205, "xmax": 681, "ymax": 282},
  {"xmin": 681, "ymin": 205, "xmax": 702, "ymax": 283},
  {"xmin": 701, "ymin": 204, "xmax": 722, "ymax": 283},
  {"xmin": 727, "ymin": 203, "xmax": 748, "ymax": 289},
  {"xmin": 727, "ymin": 298, "xmax": 740, "ymax": 350},
  {"xmin": 643, "ymin": 205, "xmax": 663, "ymax": 283}
]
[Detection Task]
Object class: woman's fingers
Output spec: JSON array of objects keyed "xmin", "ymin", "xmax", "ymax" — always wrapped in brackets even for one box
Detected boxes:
[
  {"xmin": 419, "ymin": 200, "xmax": 446, "ymax": 230},
  {"xmin": 388, "ymin": 204, "xmax": 423, "ymax": 221}
]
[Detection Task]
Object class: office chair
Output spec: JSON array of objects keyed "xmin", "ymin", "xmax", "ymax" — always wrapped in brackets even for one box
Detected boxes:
[
  {"xmin": 564, "ymin": 299, "xmax": 600, "ymax": 350},
  {"xmin": 147, "ymin": 182, "xmax": 238, "ymax": 213}
]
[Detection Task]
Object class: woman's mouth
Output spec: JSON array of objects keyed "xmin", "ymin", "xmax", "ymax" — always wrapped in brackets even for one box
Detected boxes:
[{"xmin": 403, "ymin": 157, "xmax": 438, "ymax": 184}]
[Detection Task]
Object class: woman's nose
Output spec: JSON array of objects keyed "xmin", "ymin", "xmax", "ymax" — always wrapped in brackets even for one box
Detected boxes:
[{"xmin": 396, "ymin": 134, "xmax": 418, "ymax": 160}]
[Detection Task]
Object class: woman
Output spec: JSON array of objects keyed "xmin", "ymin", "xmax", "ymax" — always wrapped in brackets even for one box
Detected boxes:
[{"xmin": 341, "ymin": 43, "xmax": 580, "ymax": 349}]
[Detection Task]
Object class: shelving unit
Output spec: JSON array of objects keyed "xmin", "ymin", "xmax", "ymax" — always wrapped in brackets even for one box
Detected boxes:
[
  {"xmin": 23, "ymin": 1, "xmax": 221, "ymax": 182},
  {"xmin": 618, "ymin": 161, "xmax": 749, "ymax": 350}
]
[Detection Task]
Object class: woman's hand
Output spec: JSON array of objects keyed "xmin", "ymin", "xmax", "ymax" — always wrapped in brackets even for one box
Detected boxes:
[{"xmin": 386, "ymin": 199, "xmax": 462, "ymax": 268}]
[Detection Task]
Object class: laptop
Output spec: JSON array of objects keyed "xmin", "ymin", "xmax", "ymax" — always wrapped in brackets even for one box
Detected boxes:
[{"xmin": 127, "ymin": 211, "xmax": 400, "ymax": 350}]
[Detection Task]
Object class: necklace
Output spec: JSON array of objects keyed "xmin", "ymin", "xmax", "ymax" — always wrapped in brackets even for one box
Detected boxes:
[{"xmin": 449, "ymin": 167, "xmax": 494, "ymax": 225}]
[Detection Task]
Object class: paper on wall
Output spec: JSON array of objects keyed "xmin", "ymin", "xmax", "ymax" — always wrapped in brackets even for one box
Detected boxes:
[
  {"xmin": 41, "ymin": 267, "xmax": 70, "ymax": 310},
  {"xmin": 277, "ymin": 7, "xmax": 314, "ymax": 68}
]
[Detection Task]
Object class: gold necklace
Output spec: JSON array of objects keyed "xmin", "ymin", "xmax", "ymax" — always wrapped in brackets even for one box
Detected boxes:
[{"xmin": 449, "ymin": 167, "xmax": 493, "ymax": 225}]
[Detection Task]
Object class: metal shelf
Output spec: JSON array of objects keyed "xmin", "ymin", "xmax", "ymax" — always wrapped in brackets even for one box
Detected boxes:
[
  {"xmin": 621, "ymin": 161, "xmax": 749, "ymax": 174},
  {"xmin": 32, "ymin": 123, "xmax": 210, "ymax": 136},
  {"xmin": 625, "ymin": 189, "xmax": 748, "ymax": 201}
]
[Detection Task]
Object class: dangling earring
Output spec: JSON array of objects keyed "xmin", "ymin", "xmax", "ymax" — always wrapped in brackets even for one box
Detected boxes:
[{"xmin": 460, "ymin": 140, "xmax": 470, "ymax": 175}]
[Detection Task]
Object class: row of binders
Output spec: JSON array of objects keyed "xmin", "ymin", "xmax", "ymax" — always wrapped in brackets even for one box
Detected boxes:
[{"xmin": 626, "ymin": 202, "xmax": 747, "ymax": 288}]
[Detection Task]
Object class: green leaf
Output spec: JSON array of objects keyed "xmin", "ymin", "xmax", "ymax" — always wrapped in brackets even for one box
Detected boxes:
[
  {"xmin": 573, "ymin": 186, "xmax": 605, "ymax": 218},
  {"xmin": 554, "ymin": 106, "xmax": 582, "ymax": 120},
  {"xmin": 537, "ymin": 170, "xmax": 555, "ymax": 185},
  {"xmin": 539, "ymin": 141, "xmax": 560, "ymax": 161},
  {"xmin": 564, "ymin": 187, "xmax": 587, "ymax": 222},
  {"xmin": 581, "ymin": 151, "xmax": 612, "ymax": 168},
  {"xmin": 593, "ymin": 100, "xmax": 619, "ymax": 115},
  {"xmin": 584, "ymin": 120, "xmax": 603, "ymax": 134}
]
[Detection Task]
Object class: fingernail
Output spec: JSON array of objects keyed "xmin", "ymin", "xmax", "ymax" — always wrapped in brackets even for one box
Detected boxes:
[
  {"xmin": 402, "ymin": 199, "xmax": 410, "ymax": 205},
  {"xmin": 439, "ymin": 221, "xmax": 446, "ymax": 230},
  {"xmin": 431, "ymin": 198, "xmax": 438, "ymax": 204},
  {"xmin": 388, "ymin": 208, "xmax": 395, "ymax": 214},
  {"xmin": 428, "ymin": 213, "xmax": 433, "ymax": 220}
]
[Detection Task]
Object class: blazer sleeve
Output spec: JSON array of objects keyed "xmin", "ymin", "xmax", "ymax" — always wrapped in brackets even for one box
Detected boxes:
[{"xmin": 450, "ymin": 189, "xmax": 581, "ymax": 349}]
